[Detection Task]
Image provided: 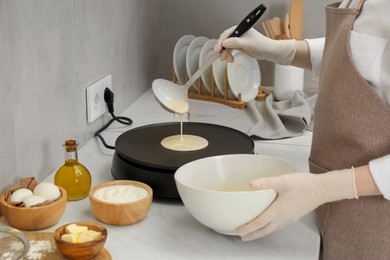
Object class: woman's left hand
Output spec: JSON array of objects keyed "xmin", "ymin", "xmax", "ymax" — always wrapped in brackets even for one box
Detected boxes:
[{"xmin": 238, "ymin": 168, "xmax": 357, "ymax": 241}]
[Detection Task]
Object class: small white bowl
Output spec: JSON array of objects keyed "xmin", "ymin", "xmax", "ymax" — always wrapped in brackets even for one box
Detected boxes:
[{"xmin": 174, "ymin": 154, "xmax": 296, "ymax": 235}]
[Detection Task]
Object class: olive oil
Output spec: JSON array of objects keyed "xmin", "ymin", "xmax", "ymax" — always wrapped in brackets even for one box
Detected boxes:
[{"xmin": 54, "ymin": 140, "xmax": 91, "ymax": 200}]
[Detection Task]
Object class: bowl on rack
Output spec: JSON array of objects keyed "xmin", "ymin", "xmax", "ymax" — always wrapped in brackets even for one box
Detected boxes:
[{"xmin": 174, "ymin": 154, "xmax": 296, "ymax": 235}]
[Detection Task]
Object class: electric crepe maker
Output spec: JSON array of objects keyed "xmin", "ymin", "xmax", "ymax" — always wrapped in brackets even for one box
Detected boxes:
[{"xmin": 111, "ymin": 122, "xmax": 254, "ymax": 198}]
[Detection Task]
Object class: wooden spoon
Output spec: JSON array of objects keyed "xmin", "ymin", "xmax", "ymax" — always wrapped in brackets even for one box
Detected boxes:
[
  {"xmin": 284, "ymin": 14, "xmax": 291, "ymax": 39},
  {"xmin": 270, "ymin": 17, "xmax": 289, "ymax": 40},
  {"xmin": 265, "ymin": 20, "xmax": 275, "ymax": 39},
  {"xmin": 289, "ymin": 0, "xmax": 304, "ymax": 40},
  {"xmin": 261, "ymin": 21, "xmax": 272, "ymax": 38},
  {"xmin": 269, "ymin": 17, "xmax": 282, "ymax": 37}
]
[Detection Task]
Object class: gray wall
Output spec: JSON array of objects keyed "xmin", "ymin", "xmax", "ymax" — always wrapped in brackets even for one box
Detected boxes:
[
  {"xmin": 0, "ymin": 0, "xmax": 328, "ymax": 195},
  {"xmin": 0, "ymin": 0, "xmax": 156, "ymax": 193}
]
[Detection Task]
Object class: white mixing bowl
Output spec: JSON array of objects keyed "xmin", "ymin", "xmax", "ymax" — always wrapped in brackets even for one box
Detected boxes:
[{"xmin": 174, "ymin": 154, "xmax": 297, "ymax": 235}]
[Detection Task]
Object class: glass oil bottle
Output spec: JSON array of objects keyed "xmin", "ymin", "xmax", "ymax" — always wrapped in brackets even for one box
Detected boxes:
[{"xmin": 54, "ymin": 140, "xmax": 92, "ymax": 200}]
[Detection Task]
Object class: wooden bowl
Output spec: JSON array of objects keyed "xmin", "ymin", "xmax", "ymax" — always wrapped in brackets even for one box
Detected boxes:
[
  {"xmin": 89, "ymin": 180, "xmax": 153, "ymax": 226},
  {"xmin": 53, "ymin": 222, "xmax": 107, "ymax": 260},
  {"xmin": 0, "ymin": 186, "xmax": 67, "ymax": 230}
]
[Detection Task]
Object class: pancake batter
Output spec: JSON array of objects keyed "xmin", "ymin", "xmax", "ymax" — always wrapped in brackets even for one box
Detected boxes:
[{"xmin": 161, "ymin": 113, "xmax": 208, "ymax": 151}]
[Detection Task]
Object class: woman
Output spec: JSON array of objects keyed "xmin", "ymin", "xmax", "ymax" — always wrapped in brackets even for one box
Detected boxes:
[{"xmin": 215, "ymin": 0, "xmax": 390, "ymax": 259}]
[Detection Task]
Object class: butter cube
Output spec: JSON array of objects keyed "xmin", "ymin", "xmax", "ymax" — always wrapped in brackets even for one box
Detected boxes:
[
  {"xmin": 61, "ymin": 233, "xmax": 78, "ymax": 243},
  {"xmin": 77, "ymin": 233, "xmax": 94, "ymax": 243},
  {"xmin": 65, "ymin": 224, "xmax": 88, "ymax": 234},
  {"xmin": 83, "ymin": 230, "xmax": 102, "ymax": 240},
  {"xmin": 61, "ymin": 224, "xmax": 102, "ymax": 243}
]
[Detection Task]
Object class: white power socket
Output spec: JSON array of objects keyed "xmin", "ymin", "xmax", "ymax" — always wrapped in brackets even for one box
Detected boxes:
[{"xmin": 86, "ymin": 75, "xmax": 112, "ymax": 123}]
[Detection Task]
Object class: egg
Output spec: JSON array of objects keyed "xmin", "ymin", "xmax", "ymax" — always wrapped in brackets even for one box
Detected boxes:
[
  {"xmin": 34, "ymin": 182, "xmax": 61, "ymax": 201},
  {"xmin": 10, "ymin": 188, "xmax": 33, "ymax": 203},
  {"xmin": 23, "ymin": 195, "xmax": 46, "ymax": 207}
]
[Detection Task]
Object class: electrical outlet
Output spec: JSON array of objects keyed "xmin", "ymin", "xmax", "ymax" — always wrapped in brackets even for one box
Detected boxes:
[{"xmin": 86, "ymin": 75, "xmax": 112, "ymax": 123}]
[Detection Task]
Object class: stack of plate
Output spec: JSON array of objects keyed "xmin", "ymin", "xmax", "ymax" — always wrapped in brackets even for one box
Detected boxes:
[{"xmin": 173, "ymin": 35, "xmax": 262, "ymax": 102}]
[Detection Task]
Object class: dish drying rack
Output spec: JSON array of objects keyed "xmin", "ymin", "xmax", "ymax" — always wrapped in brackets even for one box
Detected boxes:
[{"xmin": 172, "ymin": 68, "xmax": 267, "ymax": 109}]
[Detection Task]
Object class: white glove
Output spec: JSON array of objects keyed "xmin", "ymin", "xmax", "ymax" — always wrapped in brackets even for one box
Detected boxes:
[
  {"xmin": 237, "ymin": 168, "xmax": 358, "ymax": 241},
  {"xmin": 215, "ymin": 26, "xmax": 297, "ymax": 65}
]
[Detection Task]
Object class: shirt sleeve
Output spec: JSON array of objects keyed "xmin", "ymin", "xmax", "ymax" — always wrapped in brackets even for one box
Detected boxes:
[
  {"xmin": 305, "ymin": 38, "xmax": 325, "ymax": 81},
  {"xmin": 369, "ymin": 154, "xmax": 390, "ymax": 200}
]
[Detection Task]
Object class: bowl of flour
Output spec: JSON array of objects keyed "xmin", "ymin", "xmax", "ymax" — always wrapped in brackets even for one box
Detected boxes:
[{"xmin": 89, "ymin": 180, "xmax": 153, "ymax": 226}]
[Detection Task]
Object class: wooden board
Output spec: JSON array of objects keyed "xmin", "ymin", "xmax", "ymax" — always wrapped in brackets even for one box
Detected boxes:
[{"xmin": 0, "ymin": 232, "xmax": 111, "ymax": 259}]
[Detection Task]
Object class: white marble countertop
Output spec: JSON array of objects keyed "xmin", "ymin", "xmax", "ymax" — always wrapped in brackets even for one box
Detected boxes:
[{"xmin": 1, "ymin": 89, "xmax": 320, "ymax": 259}]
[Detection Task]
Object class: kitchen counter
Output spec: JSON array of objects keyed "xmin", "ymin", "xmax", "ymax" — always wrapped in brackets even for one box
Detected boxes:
[{"xmin": 1, "ymin": 89, "xmax": 320, "ymax": 259}]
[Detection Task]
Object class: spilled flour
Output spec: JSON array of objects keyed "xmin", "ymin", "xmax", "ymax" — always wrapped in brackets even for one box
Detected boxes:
[{"xmin": 1, "ymin": 240, "xmax": 54, "ymax": 260}]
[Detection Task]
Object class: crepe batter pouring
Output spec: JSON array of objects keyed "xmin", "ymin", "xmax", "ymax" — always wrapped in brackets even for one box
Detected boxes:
[{"xmin": 161, "ymin": 101, "xmax": 208, "ymax": 151}]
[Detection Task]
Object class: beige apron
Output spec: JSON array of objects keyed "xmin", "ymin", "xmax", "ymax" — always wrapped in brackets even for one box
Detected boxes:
[{"xmin": 308, "ymin": 1, "xmax": 390, "ymax": 259}]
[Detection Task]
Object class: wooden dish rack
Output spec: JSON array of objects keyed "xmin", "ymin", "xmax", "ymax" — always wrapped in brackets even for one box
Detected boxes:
[{"xmin": 172, "ymin": 67, "xmax": 267, "ymax": 109}]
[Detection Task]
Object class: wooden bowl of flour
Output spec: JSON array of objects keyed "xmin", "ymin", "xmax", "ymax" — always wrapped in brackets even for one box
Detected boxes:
[{"xmin": 89, "ymin": 180, "xmax": 153, "ymax": 226}]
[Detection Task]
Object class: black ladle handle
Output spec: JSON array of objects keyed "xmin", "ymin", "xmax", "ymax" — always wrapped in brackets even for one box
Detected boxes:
[
  {"xmin": 222, "ymin": 3, "xmax": 267, "ymax": 50},
  {"xmin": 230, "ymin": 4, "xmax": 267, "ymax": 38}
]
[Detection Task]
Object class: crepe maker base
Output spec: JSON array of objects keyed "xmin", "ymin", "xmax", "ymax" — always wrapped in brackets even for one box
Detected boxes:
[{"xmin": 111, "ymin": 122, "xmax": 254, "ymax": 198}]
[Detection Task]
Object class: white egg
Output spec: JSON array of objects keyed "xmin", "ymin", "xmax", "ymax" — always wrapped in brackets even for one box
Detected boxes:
[
  {"xmin": 34, "ymin": 182, "xmax": 61, "ymax": 201},
  {"xmin": 23, "ymin": 195, "xmax": 46, "ymax": 207},
  {"xmin": 10, "ymin": 188, "xmax": 33, "ymax": 203}
]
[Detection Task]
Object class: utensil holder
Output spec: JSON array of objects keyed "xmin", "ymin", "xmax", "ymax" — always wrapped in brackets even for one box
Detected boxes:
[{"xmin": 273, "ymin": 64, "xmax": 304, "ymax": 101}]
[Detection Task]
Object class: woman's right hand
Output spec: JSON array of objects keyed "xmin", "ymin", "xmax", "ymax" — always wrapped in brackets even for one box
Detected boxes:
[{"xmin": 214, "ymin": 26, "xmax": 297, "ymax": 65}]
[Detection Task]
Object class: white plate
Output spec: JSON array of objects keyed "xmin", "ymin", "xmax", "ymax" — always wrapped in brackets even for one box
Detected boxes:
[
  {"xmin": 186, "ymin": 36, "xmax": 209, "ymax": 91},
  {"xmin": 199, "ymin": 39, "xmax": 218, "ymax": 95},
  {"xmin": 173, "ymin": 35, "xmax": 196, "ymax": 85},
  {"xmin": 227, "ymin": 51, "xmax": 261, "ymax": 102},
  {"xmin": 212, "ymin": 59, "xmax": 235, "ymax": 99}
]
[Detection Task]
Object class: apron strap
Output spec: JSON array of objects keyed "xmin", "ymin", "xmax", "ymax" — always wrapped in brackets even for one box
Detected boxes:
[{"xmin": 350, "ymin": 0, "xmax": 365, "ymax": 11}]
